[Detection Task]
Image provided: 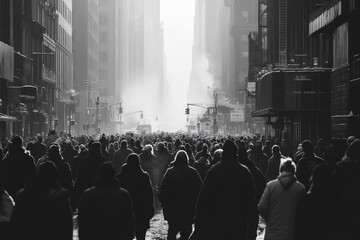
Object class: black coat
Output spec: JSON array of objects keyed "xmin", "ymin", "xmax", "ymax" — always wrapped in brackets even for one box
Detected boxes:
[
  {"xmin": 118, "ymin": 164, "xmax": 154, "ymax": 227},
  {"xmin": 159, "ymin": 165, "xmax": 202, "ymax": 223},
  {"xmin": 78, "ymin": 178, "xmax": 134, "ymax": 240},
  {"xmin": 194, "ymin": 160, "xmax": 256, "ymax": 239},
  {"xmin": 72, "ymin": 151, "xmax": 109, "ymax": 210},
  {"xmin": 296, "ymin": 154, "xmax": 325, "ymax": 190},
  {"xmin": 0, "ymin": 148, "xmax": 36, "ymax": 198},
  {"xmin": 11, "ymin": 180, "xmax": 73, "ymax": 240}
]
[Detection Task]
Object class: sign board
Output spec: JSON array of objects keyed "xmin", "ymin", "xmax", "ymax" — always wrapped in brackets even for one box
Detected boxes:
[
  {"xmin": 230, "ymin": 109, "xmax": 244, "ymax": 122},
  {"xmin": 309, "ymin": 1, "xmax": 342, "ymax": 35},
  {"xmin": 0, "ymin": 41, "xmax": 14, "ymax": 81}
]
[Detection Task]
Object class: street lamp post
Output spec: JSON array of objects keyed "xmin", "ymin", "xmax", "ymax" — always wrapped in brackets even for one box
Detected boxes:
[{"xmin": 95, "ymin": 96, "xmax": 100, "ymax": 134}]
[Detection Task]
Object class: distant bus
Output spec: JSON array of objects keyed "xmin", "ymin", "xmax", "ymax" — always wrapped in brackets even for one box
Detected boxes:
[{"xmin": 136, "ymin": 124, "xmax": 151, "ymax": 135}]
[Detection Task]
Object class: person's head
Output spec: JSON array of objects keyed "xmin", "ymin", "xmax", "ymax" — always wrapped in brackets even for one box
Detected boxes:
[
  {"xmin": 222, "ymin": 140, "xmax": 238, "ymax": 162},
  {"xmin": 173, "ymin": 150, "xmax": 189, "ymax": 166},
  {"xmin": 202, "ymin": 143, "xmax": 208, "ymax": 153},
  {"xmin": 36, "ymin": 134, "xmax": 43, "ymax": 143},
  {"xmin": 214, "ymin": 148, "xmax": 223, "ymax": 160},
  {"xmin": 279, "ymin": 159, "xmax": 296, "ymax": 175},
  {"xmin": 301, "ymin": 140, "xmax": 314, "ymax": 154},
  {"xmin": 120, "ymin": 140, "xmax": 127, "ymax": 149},
  {"xmin": 38, "ymin": 161, "xmax": 58, "ymax": 183},
  {"xmin": 272, "ymin": 145, "xmax": 280, "ymax": 155},
  {"xmin": 97, "ymin": 162, "xmax": 116, "ymax": 180},
  {"xmin": 158, "ymin": 142, "xmax": 166, "ymax": 151},
  {"xmin": 342, "ymin": 139, "xmax": 360, "ymax": 162},
  {"xmin": 144, "ymin": 144, "xmax": 154, "ymax": 154},
  {"xmin": 126, "ymin": 153, "xmax": 141, "ymax": 169},
  {"xmin": 11, "ymin": 136, "xmax": 23, "ymax": 149},
  {"xmin": 49, "ymin": 144, "xmax": 62, "ymax": 161},
  {"xmin": 129, "ymin": 138, "xmax": 135, "ymax": 146},
  {"xmin": 90, "ymin": 141, "xmax": 101, "ymax": 152}
]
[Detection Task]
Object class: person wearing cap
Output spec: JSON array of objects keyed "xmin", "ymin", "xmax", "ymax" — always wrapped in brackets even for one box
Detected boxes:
[
  {"xmin": 79, "ymin": 162, "xmax": 134, "ymax": 240},
  {"xmin": 193, "ymin": 140, "xmax": 256, "ymax": 239},
  {"xmin": 159, "ymin": 150, "xmax": 202, "ymax": 240}
]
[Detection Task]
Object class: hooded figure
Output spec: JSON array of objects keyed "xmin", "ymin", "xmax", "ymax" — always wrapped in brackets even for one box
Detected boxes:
[
  {"xmin": 258, "ymin": 160, "xmax": 305, "ymax": 240},
  {"xmin": 159, "ymin": 150, "xmax": 202, "ymax": 240},
  {"xmin": 193, "ymin": 140, "xmax": 256, "ymax": 240},
  {"xmin": 79, "ymin": 162, "xmax": 134, "ymax": 240},
  {"xmin": 118, "ymin": 153, "xmax": 154, "ymax": 240}
]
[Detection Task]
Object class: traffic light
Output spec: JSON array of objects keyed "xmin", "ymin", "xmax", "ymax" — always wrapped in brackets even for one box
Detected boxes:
[
  {"xmin": 185, "ymin": 108, "xmax": 190, "ymax": 115},
  {"xmin": 140, "ymin": 112, "xmax": 143, "ymax": 119},
  {"xmin": 119, "ymin": 107, "xmax": 123, "ymax": 114}
]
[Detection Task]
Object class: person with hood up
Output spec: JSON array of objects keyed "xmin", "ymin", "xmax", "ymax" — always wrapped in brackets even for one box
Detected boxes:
[
  {"xmin": 258, "ymin": 160, "xmax": 305, "ymax": 240},
  {"xmin": 159, "ymin": 150, "xmax": 202, "ymax": 240},
  {"xmin": 118, "ymin": 153, "xmax": 154, "ymax": 240},
  {"xmin": 193, "ymin": 140, "xmax": 256, "ymax": 240},
  {"xmin": 79, "ymin": 162, "xmax": 134, "ymax": 240}
]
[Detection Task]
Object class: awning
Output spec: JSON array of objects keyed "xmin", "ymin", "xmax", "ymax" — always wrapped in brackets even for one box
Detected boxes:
[{"xmin": 0, "ymin": 113, "xmax": 17, "ymax": 122}]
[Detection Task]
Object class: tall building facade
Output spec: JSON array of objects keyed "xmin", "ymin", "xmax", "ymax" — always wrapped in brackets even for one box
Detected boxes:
[
  {"xmin": 73, "ymin": 0, "xmax": 99, "ymax": 134},
  {"xmin": 56, "ymin": 0, "xmax": 74, "ymax": 135}
]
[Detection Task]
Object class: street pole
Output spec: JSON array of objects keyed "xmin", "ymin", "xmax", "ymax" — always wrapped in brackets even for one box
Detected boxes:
[
  {"xmin": 96, "ymin": 96, "xmax": 100, "ymax": 134},
  {"xmin": 119, "ymin": 102, "xmax": 122, "ymax": 135},
  {"xmin": 213, "ymin": 89, "xmax": 218, "ymax": 135}
]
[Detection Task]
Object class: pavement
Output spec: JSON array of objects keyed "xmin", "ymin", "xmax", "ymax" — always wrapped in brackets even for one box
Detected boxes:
[{"xmin": 73, "ymin": 210, "xmax": 265, "ymax": 240}]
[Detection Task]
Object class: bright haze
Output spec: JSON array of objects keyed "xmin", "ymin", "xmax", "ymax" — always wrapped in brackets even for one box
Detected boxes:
[{"xmin": 160, "ymin": 0, "xmax": 195, "ymax": 131}]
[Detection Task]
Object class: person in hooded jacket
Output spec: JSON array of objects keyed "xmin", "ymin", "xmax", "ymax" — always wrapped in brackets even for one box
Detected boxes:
[
  {"xmin": 159, "ymin": 150, "xmax": 202, "ymax": 240},
  {"xmin": 265, "ymin": 145, "xmax": 284, "ymax": 182},
  {"xmin": 193, "ymin": 140, "xmax": 256, "ymax": 240},
  {"xmin": 79, "ymin": 162, "xmax": 134, "ymax": 240},
  {"xmin": 258, "ymin": 160, "xmax": 305, "ymax": 240},
  {"xmin": 11, "ymin": 161, "xmax": 73, "ymax": 240},
  {"xmin": 118, "ymin": 153, "xmax": 154, "ymax": 240},
  {"xmin": 193, "ymin": 156, "xmax": 210, "ymax": 181}
]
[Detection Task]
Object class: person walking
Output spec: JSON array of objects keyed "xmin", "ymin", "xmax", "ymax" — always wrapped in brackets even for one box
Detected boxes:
[
  {"xmin": 11, "ymin": 161, "xmax": 73, "ymax": 240},
  {"xmin": 258, "ymin": 160, "xmax": 305, "ymax": 240},
  {"xmin": 78, "ymin": 162, "xmax": 134, "ymax": 240},
  {"xmin": 193, "ymin": 140, "xmax": 256, "ymax": 239},
  {"xmin": 112, "ymin": 140, "xmax": 133, "ymax": 174},
  {"xmin": 118, "ymin": 153, "xmax": 154, "ymax": 240},
  {"xmin": 159, "ymin": 150, "xmax": 202, "ymax": 240},
  {"xmin": 265, "ymin": 145, "xmax": 284, "ymax": 182}
]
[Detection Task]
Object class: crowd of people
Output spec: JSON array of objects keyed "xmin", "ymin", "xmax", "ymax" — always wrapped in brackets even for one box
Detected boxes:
[{"xmin": 0, "ymin": 130, "xmax": 359, "ymax": 240}]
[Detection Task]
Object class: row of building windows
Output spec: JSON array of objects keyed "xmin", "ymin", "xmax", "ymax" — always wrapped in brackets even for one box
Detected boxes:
[
  {"xmin": 56, "ymin": 49, "xmax": 73, "ymax": 90},
  {"xmin": 58, "ymin": 25, "xmax": 72, "ymax": 51},
  {"xmin": 57, "ymin": 0, "xmax": 72, "ymax": 25}
]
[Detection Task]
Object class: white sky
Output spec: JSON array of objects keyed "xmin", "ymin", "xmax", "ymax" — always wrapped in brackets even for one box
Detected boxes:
[{"xmin": 160, "ymin": 0, "xmax": 195, "ymax": 130}]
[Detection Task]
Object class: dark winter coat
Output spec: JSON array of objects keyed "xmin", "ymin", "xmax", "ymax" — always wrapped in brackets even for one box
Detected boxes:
[
  {"xmin": 159, "ymin": 165, "xmax": 202, "ymax": 223},
  {"xmin": 62, "ymin": 147, "xmax": 78, "ymax": 178},
  {"xmin": 249, "ymin": 152, "xmax": 269, "ymax": 176},
  {"xmin": 50, "ymin": 158, "xmax": 73, "ymax": 192},
  {"xmin": 72, "ymin": 151, "xmax": 109, "ymax": 209},
  {"xmin": 0, "ymin": 148, "xmax": 36, "ymax": 198},
  {"xmin": 118, "ymin": 163, "xmax": 154, "ymax": 228},
  {"xmin": 193, "ymin": 157, "xmax": 210, "ymax": 181},
  {"xmin": 258, "ymin": 172, "xmax": 305, "ymax": 240},
  {"xmin": 139, "ymin": 151, "xmax": 158, "ymax": 187},
  {"xmin": 265, "ymin": 154, "xmax": 283, "ymax": 182},
  {"xmin": 154, "ymin": 149, "xmax": 173, "ymax": 188},
  {"xmin": 31, "ymin": 141, "xmax": 47, "ymax": 162},
  {"xmin": 11, "ymin": 179, "xmax": 73, "ymax": 240},
  {"xmin": 112, "ymin": 148, "xmax": 133, "ymax": 174},
  {"xmin": 78, "ymin": 178, "xmax": 134, "ymax": 240},
  {"xmin": 194, "ymin": 161, "xmax": 256, "ymax": 239},
  {"xmin": 332, "ymin": 159, "xmax": 360, "ymax": 240},
  {"xmin": 296, "ymin": 154, "xmax": 325, "ymax": 190}
]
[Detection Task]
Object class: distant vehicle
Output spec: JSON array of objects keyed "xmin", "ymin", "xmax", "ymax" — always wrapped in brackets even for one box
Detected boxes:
[{"xmin": 136, "ymin": 124, "xmax": 152, "ymax": 135}]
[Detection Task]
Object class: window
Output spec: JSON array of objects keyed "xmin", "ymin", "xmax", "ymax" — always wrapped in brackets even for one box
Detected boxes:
[{"xmin": 333, "ymin": 23, "xmax": 348, "ymax": 67}]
